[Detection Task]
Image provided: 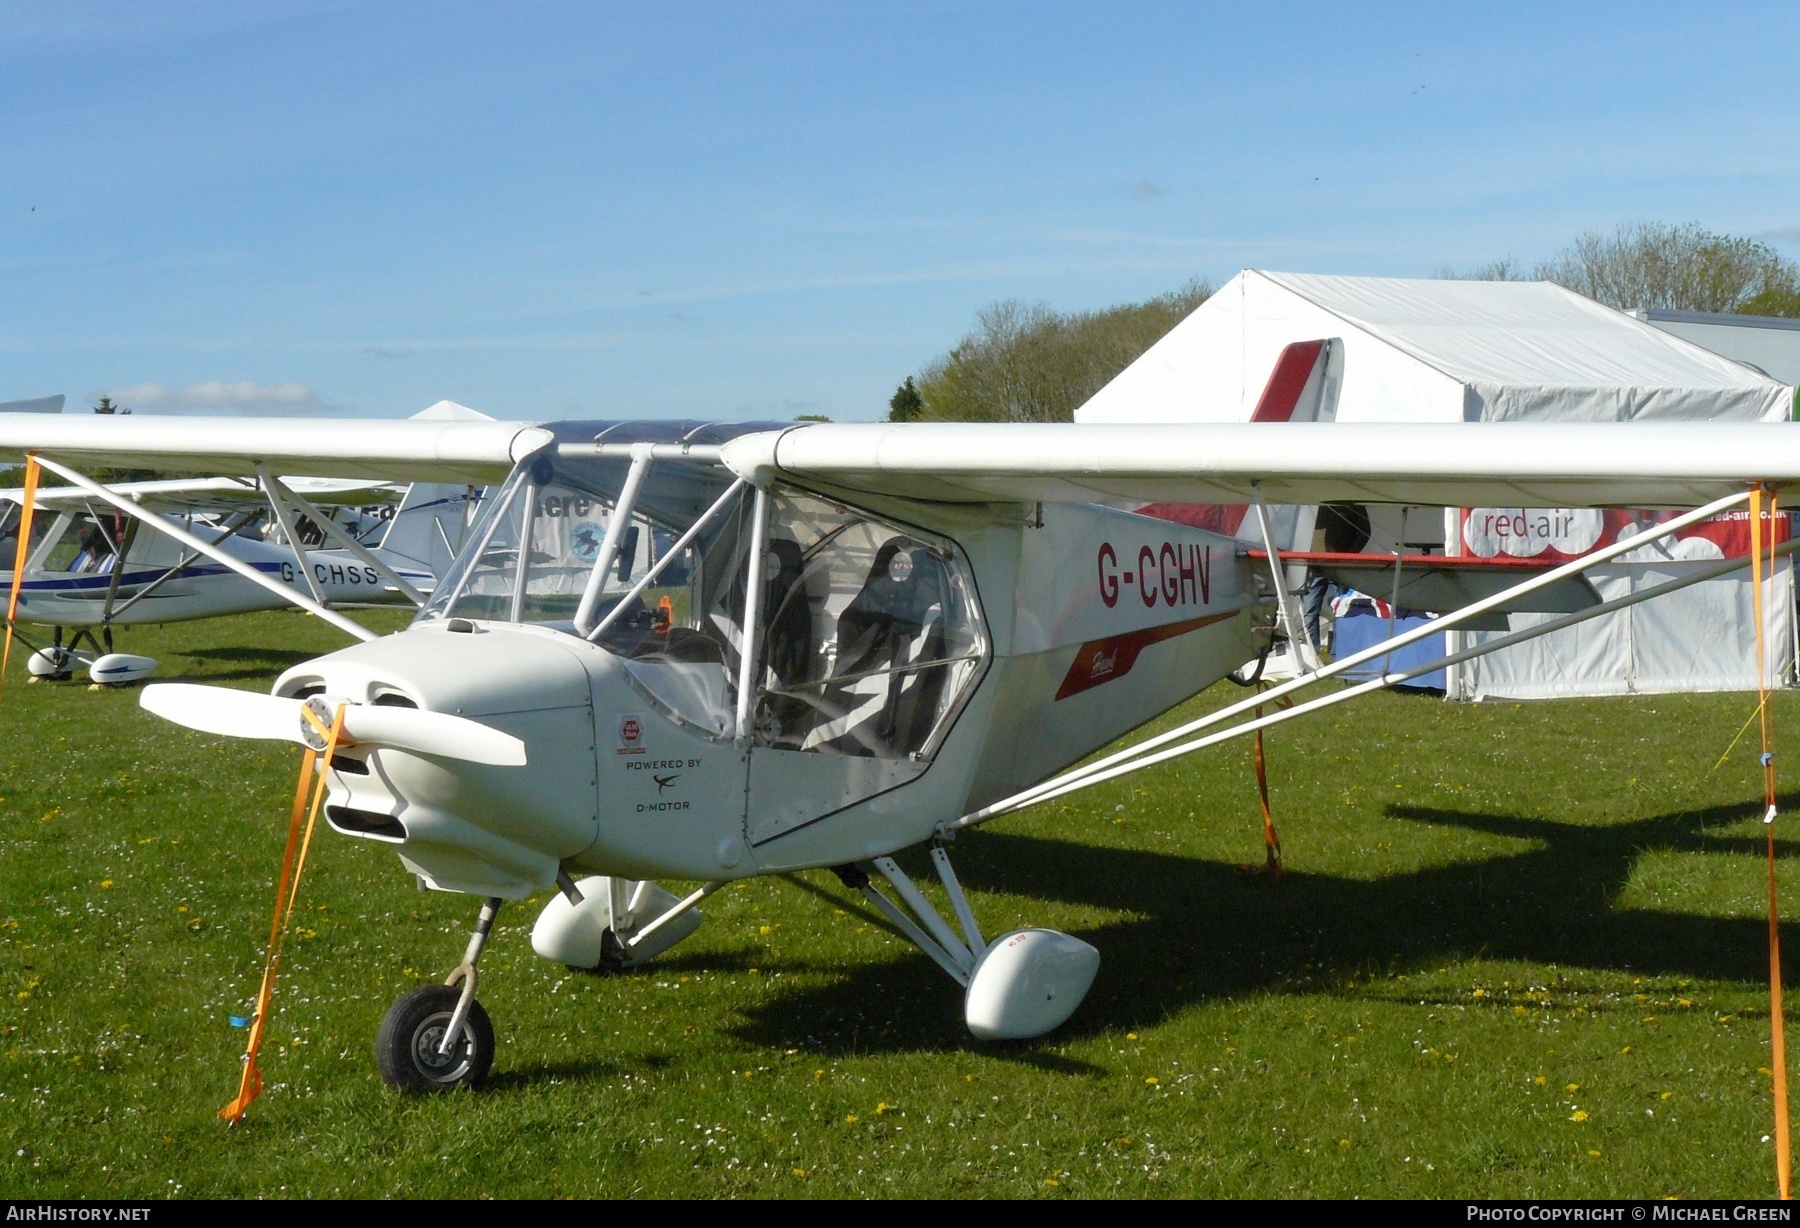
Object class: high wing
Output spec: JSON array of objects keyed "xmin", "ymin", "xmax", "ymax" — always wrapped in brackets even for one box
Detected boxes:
[
  {"xmin": 0, "ymin": 415, "xmax": 552, "ymax": 485},
  {"xmin": 718, "ymin": 421, "xmax": 1800, "ymax": 510},
  {"xmin": 6, "ymin": 410, "xmax": 1800, "ymax": 512},
  {"xmin": 0, "ymin": 475, "xmax": 404, "ymax": 515}
]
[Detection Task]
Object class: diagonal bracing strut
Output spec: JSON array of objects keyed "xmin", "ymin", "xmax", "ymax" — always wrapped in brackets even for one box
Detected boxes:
[
  {"xmin": 31, "ymin": 455, "xmax": 377, "ymax": 643},
  {"xmin": 956, "ymin": 489, "xmax": 1764, "ymax": 829}
]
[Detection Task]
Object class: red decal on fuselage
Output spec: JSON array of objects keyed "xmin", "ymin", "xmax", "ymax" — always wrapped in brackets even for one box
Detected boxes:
[{"xmin": 1054, "ymin": 612, "xmax": 1235, "ymax": 701}]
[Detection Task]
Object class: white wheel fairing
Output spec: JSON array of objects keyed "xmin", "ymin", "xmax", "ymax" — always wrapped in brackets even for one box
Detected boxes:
[{"xmin": 963, "ymin": 928, "xmax": 1100, "ymax": 1041}]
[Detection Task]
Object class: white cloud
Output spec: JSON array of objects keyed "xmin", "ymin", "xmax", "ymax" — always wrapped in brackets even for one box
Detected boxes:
[{"xmin": 104, "ymin": 380, "xmax": 324, "ymax": 414}]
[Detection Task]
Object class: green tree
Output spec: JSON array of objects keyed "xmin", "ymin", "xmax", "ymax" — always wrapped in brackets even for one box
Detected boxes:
[
  {"xmin": 909, "ymin": 280, "xmax": 1211, "ymax": 423},
  {"xmin": 887, "ymin": 377, "xmax": 923, "ymax": 422},
  {"xmin": 92, "ymin": 395, "xmax": 130, "ymax": 415},
  {"xmin": 1534, "ymin": 222, "xmax": 1800, "ymax": 314},
  {"xmin": 1739, "ymin": 285, "xmax": 1800, "ymax": 318}
]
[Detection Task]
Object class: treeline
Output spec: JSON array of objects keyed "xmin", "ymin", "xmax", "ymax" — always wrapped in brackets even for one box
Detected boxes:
[
  {"xmin": 892, "ymin": 222, "xmax": 1800, "ymax": 423},
  {"xmin": 889, "ymin": 282, "xmax": 1211, "ymax": 424},
  {"xmin": 1447, "ymin": 221, "xmax": 1800, "ymax": 316}
]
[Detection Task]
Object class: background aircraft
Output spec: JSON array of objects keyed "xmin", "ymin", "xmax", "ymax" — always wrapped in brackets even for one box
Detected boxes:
[{"xmin": 0, "ymin": 401, "xmax": 493, "ymax": 686}]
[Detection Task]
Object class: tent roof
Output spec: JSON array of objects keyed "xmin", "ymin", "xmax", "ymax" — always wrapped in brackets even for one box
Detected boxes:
[{"xmin": 1077, "ymin": 270, "xmax": 1794, "ymax": 425}]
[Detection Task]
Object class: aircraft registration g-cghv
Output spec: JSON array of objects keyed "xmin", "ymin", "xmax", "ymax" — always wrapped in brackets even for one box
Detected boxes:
[{"xmin": 3, "ymin": 339, "xmax": 1798, "ymax": 1096}]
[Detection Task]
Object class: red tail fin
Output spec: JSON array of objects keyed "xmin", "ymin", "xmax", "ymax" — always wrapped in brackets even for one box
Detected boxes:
[{"xmin": 1137, "ymin": 339, "xmax": 1335, "ymax": 536}]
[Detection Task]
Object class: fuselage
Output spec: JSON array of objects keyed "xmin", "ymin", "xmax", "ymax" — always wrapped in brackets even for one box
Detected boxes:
[
  {"xmin": 6, "ymin": 520, "xmax": 432, "ymax": 627},
  {"xmin": 263, "ymin": 424, "xmax": 1274, "ymax": 899}
]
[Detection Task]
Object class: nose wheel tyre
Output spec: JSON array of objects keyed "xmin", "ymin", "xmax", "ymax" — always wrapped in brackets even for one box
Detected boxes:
[{"xmin": 376, "ymin": 984, "xmax": 494, "ymax": 1093}]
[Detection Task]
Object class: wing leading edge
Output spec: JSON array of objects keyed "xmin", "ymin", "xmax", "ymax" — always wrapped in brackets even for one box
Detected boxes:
[
  {"xmin": 719, "ymin": 420, "xmax": 1800, "ymax": 511},
  {"xmin": 0, "ymin": 414, "xmax": 553, "ymax": 485}
]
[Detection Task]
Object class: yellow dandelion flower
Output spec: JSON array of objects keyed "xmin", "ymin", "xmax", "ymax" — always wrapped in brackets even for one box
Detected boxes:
[
  {"xmin": 1338, "ymin": 1139, "xmax": 1352, "ymax": 1151},
  {"xmin": 792, "ymin": 1169, "xmax": 807, "ymax": 1178},
  {"xmin": 1045, "ymin": 1179, "xmax": 1061, "ymax": 1187},
  {"xmin": 1566, "ymin": 1083, "xmax": 1580, "ymax": 1093},
  {"xmin": 1571, "ymin": 1110, "xmax": 1589, "ymax": 1122},
  {"xmin": 876, "ymin": 1102, "xmax": 893, "ymax": 1115},
  {"xmin": 1660, "ymin": 1091, "xmax": 1673, "ymax": 1100},
  {"xmin": 99, "ymin": 880, "xmax": 112, "ymax": 889},
  {"xmin": 1533, "ymin": 1076, "xmax": 1547, "ymax": 1085},
  {"xmin": 1126, "ymin": 1032, "xmax": 1138, "ymax": 1040},
  {"xmin": 1145, "ymin": 1076, "xmax": 1159, "ymax": 1086},
  {"xmin": 844, "ymin": 1114, "xmax": 859, "ymax": 1124},
  {"xmin": 1587, "ymin": 1150, "xmax": 1601, "ymax": 1158}
]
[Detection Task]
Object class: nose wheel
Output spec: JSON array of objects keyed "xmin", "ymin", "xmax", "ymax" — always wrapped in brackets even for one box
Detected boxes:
[
  {"xmin": 376, "ymin": 983, "xmax": 494, "ymax": 1092},
  {"xmin": 377, "ymin": 895, "xmax": 501, "ymax": 1093}
]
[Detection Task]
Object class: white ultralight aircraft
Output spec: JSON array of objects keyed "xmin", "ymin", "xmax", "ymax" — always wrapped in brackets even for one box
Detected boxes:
[
  {"xmin": 0, "ymin": 474, "xmax": 469, "ymax": 685},
  {"xmin": 0, "ymin": 399, "xmax": 498, "ymax": 687},
  {"xmin": 0, "ymin": 340, "xmax": 1792, "ymax": 1095}
]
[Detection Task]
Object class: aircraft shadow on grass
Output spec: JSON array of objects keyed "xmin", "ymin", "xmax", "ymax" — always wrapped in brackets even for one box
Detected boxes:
[
  {"xmin": 719, "ymin": 793, "xmax": 1800, "ymax": 1057},
  {"xmin": 158, "ymin": 646, "xmax": 321, "ymax": 684}
]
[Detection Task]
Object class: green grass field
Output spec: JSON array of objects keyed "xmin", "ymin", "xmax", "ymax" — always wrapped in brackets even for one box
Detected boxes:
[{"xmin": 3, "ymin": 609, "xmax": 1800, "ymax": 1198}]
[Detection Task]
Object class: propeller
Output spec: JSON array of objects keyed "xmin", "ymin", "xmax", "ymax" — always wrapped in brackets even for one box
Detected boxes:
[{"xmin": 140, "ymin": 683, "xmax": 527, "ymax": 767}]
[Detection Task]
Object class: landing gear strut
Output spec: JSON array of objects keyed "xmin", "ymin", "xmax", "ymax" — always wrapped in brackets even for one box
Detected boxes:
[
  {"xmin": 838, "ymin": 838, "xmax": 1100, "ymax": 1041},
  {"xmin": 376, "ymin": 897, "xmax": 501, "ymax": 1093}
]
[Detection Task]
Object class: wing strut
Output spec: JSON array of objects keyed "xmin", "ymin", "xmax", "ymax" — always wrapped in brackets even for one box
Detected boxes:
[
  {"xmin": 255, "ymin": 463, "xmax": 329, "ymax": 607},
  {"xmin": 31, "ymin": 456, "xmax": 378, "ymax": 643},
  {"xmin": 257, "ymin": 467, "xmax": 427, "ymax": 606},
  {"xmin": 953, "ymin": 488, "xmax": 1763, "ymax": 830},
  {"xmin": 1251, "ymin": 488, "xmax": 1319, "ymax": 673},
  {"xmin": 106, "ymin": 509, "xmax": 257, "ymax": 621}
]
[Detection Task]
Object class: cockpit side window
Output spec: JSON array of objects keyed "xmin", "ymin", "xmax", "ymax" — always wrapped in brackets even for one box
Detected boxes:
[{"xmin": 750, "ymin": 489, "xmax": 985, "ymax": 762}]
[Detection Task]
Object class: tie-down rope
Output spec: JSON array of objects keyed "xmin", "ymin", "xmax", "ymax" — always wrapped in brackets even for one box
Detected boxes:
[
  {"xmin": 220, "ymin": 702, "xmax": 346, "ymax": 1125},
  {"xmin": 1751, "ymin": 483, "xmax": 1791, "ymax": 1200}
]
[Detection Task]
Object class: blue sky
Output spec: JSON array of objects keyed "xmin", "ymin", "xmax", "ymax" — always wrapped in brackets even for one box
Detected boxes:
[{"xmin": 3, "ymin": 2, "xmax": 1799, "ymax": 422}]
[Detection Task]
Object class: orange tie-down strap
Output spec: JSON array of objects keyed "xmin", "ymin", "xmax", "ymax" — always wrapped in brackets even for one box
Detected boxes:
[
  {"xmin": 1751, "ymin": 484, "xmax": 1792, "ymax": 1201},
  {"xmin": 220, "ymin": 703, "xmax": 346, "ymax": 1125},
  {"xmin": 1, "ymin": 454, "xmax": 42, "ymax": 701},
  {"xmin": 1236, "ymin": 690, "xmax": 1292, "ymax": 880}
]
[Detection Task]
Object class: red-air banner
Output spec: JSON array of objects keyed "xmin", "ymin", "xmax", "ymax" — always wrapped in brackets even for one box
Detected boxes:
[{"xmin": 1460, "ymin": 506, "xmax": 1792, "ymax": 565}]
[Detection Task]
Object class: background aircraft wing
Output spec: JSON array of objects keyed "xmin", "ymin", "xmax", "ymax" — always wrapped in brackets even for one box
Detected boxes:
[
  {"xmin": 0, "ymin": 414, "xmax": 552, "ymax": 484},
  {"xmin": 0, "ymin": 475, "xmax": 404, "ymax": 515},
  {"xmin": 719, "ymin": 421, "xmax": 1800, "ymax": 510}
]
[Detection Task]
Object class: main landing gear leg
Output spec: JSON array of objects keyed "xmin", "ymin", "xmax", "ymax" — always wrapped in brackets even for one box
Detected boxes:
[
  {"xmin": 836, "ymin": 837, "xmax": 1101, "ymax": 1042},
  {"xmin": 376, "ymin": 896, "xmax": 500, "ymax": 1093}
]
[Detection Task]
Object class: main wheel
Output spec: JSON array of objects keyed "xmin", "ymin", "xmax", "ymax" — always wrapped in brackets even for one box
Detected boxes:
[{"xmin": 375, "ymin": 984, "xmax": 495, "ymax": 1093}]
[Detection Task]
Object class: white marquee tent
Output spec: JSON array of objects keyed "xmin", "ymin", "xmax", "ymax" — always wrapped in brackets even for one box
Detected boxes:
[{"xmin": 1076, "ymin": 270, "xmax": 1798, "ymax": 699}]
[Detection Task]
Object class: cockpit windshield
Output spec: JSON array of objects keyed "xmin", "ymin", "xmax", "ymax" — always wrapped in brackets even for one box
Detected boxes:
[{"xmin": 421, "ymin": 422, "xmax": 988, "ymax": 759}]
